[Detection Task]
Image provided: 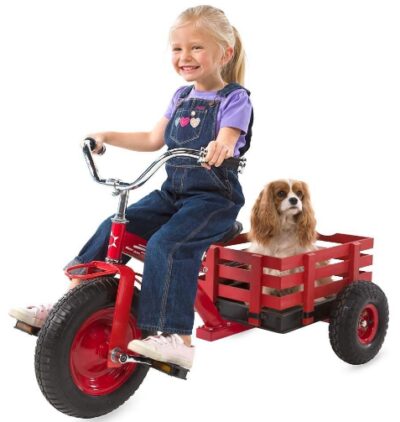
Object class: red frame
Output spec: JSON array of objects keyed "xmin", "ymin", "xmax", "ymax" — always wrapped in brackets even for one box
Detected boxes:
[{"xmin": 65, "ymin": 219, "xmax": 373, "ymax": 368}]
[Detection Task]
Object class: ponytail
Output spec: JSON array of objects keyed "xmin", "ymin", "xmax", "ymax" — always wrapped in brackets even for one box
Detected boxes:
[{"xmin": 221, "ymin": 26, "xmax": 245, "ymax": 85}]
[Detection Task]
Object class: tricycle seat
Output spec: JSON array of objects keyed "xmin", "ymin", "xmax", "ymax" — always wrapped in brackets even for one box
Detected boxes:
[{"xmin": 217, "ymin": 221, "xmax": 243, "ymax": 244}]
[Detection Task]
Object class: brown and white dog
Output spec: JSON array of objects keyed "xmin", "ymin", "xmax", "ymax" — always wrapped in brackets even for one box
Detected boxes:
[{"xmin": 248, "ymin": 179, "xmax": 330, "ymax": 296}]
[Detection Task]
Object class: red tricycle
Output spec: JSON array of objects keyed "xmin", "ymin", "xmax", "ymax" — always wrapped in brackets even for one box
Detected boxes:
[{"xmin": 14, "ymin": 140, "xmax": 389, "ymax": 418}]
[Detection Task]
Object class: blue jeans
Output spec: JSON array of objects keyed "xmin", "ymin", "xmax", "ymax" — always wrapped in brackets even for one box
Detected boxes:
[{"xmin": 66, "ymin": 164, "xmax": 244, "ymax": 335}]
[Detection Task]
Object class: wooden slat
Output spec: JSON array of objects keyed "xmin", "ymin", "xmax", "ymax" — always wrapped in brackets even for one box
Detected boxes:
[
  {"xmin": 314, "ymin": 279, "xmax": 346, "ymax": 298},
  {"xmin": 218, "ymin": 265, "xmax": 253, "ymax": 283},
  {"xmin": 218, "ymin": 247, "xmax": 262, "ymax": 265},
  {"xmin": 314, "ymin": 254, "xmax": 372, "ymax": 279},
  {"xmin": 218, "ymin": 284, "xmax": 250, "ymax": 302},
  {"xmin": 317, "ymin": 233, "xmax": 374, "ymax": 249},
  {"xmin": 261, "ymin": 291, "xmax": 302, "ymax": 310},
  {"xmin": 262, "ymin": 272, "xmax": 303, "ymax": 289}
]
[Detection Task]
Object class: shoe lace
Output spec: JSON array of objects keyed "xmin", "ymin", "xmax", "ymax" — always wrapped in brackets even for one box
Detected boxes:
[
  {"xmin": 28, "ymin": 303, "xmax": 52, "ymax": 313},
  {"xmin": 145, "ymin": 334, "xmax": 181, "ymax": 348}
]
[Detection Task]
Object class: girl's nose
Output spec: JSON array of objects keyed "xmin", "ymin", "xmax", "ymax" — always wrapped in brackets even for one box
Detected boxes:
[{"xmin": 180, "ymin": 49, "xmax": 192, "ymax": 62}]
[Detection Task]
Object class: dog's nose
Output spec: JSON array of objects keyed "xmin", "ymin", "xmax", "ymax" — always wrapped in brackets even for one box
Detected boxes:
[{"xmin": 289, "ymin": 197, "xmax": 298, "ymax": 206}]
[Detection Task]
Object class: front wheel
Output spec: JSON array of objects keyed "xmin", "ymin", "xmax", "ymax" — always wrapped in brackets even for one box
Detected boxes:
[
  {"xmin": 329, "ymin": 281, "xmax": 389, "ymax": 365},
  {"xmin": 35, "ymin": 277, "xmax": 149, "ymax": 418}
]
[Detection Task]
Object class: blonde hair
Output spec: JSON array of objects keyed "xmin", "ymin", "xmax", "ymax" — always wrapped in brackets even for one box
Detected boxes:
[{"xmin": 170, "ymin": 5, "xmax": 245, "ymax": 85}]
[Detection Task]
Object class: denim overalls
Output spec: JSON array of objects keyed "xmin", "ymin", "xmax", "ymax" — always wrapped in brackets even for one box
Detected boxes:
[{"xmin": 68, "ymin": 84, "xmax": 250, "ymax": 335}]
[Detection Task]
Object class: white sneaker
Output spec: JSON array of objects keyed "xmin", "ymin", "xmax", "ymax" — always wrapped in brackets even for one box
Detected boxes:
[
  {"xmin": 128, "ymin": 334, "xmax": 195, "ymax": 369},
  {"xmin": 8, "ymin": 303, "xmax": 52, "ymax": 328}
]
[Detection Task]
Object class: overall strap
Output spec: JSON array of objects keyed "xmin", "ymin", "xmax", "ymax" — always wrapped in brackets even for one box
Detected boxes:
[
  {"xmin": 241, "ymin": 107, "xmax": 254, "ymax": 156},
  {"xmin": 217, "ymin": 82, "xmax": 250, "ymax": 97},
  {"xmin": 178, "ymin": 85, "xmax": 195, "ymax": 99}
]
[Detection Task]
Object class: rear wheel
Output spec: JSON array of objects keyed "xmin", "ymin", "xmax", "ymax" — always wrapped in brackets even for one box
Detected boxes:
[
  {"xmin": 35, "ymin": 277, "xmax": 149, "ymax": 418},
  {"xmin": 329, "ymin": 281, "xmax": 389, "ymax": 365}
]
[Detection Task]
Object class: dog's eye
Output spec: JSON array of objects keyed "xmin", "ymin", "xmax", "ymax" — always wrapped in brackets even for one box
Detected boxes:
[
  {"xmin": 277, "ymin": 191, "xmax": 286, "ymax": 198},
  {"xmin": 296, "ymin": 191, "xmax": 303, "ymax": 198}
]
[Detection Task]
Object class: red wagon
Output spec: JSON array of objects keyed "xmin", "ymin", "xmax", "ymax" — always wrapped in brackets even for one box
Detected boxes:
[
  {"xmin": 14, "ymin": 141, "xmax": 388, "ymax": 418},
  {"xmin": 195, "ymin": 231, "xmax": 388, "ymax": 366}
]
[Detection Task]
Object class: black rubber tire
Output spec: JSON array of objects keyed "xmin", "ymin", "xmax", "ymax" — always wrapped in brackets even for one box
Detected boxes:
[
  {"xmin": 329, "ymin": 281, "xmax": 389, "ymax": 365},
  {"xmin": 35, "ymin": 277, "xmax": 150, "ymax": 418}
]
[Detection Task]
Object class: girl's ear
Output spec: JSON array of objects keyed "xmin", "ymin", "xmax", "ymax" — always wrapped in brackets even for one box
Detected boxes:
[{"xmin": 221, "ymin": 46, "xmax": 234, "ymax": 66}]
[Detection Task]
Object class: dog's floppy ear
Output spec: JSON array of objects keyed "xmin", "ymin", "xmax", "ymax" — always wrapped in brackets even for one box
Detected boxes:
[
  {"xmin": 249, "ymin": 183, "xmax": 280, "ymax": 244},
  {"xmin": 296, "ymin": 181, "xmax": 317, "ymax": 246}
]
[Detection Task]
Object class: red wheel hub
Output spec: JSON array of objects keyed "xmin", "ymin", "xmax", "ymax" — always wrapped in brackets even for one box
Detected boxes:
[
  {"xmin": 357, "ymin": 304, "xmax": 379, "ymax": 345},
  {"xmin": 70, "ymin": 308, "xmax": 141, "ymax": 396}
]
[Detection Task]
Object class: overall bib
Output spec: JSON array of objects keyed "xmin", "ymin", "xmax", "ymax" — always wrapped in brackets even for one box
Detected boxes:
[{"xmin": 70, "ymin": 84, "xmax": 249, "ymax": 334}]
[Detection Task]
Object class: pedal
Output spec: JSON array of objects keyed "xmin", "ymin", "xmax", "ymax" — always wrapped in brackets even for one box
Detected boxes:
[
  {"xmin": 113, "ymin": 350, "xmax": 189, "ymax": 380},
  {"xmin": 14, "ymin": 321, "xmax": 40, "ymax": 336},
  {"xmin": 147, "ymin": 358, "xmax": 189, "ymax": 380}
]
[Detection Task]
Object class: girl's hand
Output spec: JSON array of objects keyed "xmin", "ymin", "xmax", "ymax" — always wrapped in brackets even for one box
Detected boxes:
[
  {"xmin": 83, "ymin": 133, "xmax": 106, "ymax": 154},
  {"xmin": 202, "ymin": 140, "xmax": 234, "ymax": 169}
]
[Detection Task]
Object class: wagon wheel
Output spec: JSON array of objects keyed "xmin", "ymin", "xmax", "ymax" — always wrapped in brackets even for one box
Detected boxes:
[
  {"xmin": 329, "ymin": 281, "xmax": 389, "ymax": 365},
  {"xmin": 35, "ymin": 277, "xmax": 150, "ymax": 418}
]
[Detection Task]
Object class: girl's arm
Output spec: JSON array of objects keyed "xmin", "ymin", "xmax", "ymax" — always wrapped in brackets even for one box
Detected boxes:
[
  {"xmin": 203, "ymin": 127, "xmax": 241, "ymax": 169},
  {"xmin": 88, "ymin": 117, "xmax": 168, "ymax": 153}
]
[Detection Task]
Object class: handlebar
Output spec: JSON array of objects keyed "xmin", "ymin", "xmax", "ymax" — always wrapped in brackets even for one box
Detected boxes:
[{"xmin": 82, "ymin": 138, "xmax": 245, "ymax": 194}]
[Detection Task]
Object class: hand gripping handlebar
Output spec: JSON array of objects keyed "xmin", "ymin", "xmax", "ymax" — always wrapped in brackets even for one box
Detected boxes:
[{"xmin": 82, "ymin": 138, "xmax": 246, "ymax": 194}]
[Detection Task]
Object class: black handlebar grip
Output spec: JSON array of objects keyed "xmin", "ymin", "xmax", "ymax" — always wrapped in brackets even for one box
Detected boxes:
[
  {"xmin": 220, "ymin": 157, "xmax": 246, "ymax": 171},
  {"xmin": 85, "ymin": 137, "xmax": 106, "ymax": 155}
]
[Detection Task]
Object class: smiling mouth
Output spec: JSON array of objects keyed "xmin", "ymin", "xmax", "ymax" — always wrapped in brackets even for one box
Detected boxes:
[{"xmin": 180, "ymin": 66, "xmax": 200, "ymax": 71}]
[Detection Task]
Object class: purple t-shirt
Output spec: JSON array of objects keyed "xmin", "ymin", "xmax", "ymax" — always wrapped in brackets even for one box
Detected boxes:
[{"xmin": 164, "ymin": 86, "xmax": 252, "ymax": 157}]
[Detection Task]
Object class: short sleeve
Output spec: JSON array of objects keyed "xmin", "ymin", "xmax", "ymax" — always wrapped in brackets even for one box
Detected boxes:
[
  {"xmin": 219, "ymin": 90, "xmax": 252, "ymax": 135},
  {"xmin": 164, "ymin": 86, "xmax": 187, "ymax": 119}
]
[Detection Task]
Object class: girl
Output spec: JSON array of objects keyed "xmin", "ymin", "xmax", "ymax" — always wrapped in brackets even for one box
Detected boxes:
[{"xmin": 9, "ymin": 5, "xmax": 253, "ymax": 370}]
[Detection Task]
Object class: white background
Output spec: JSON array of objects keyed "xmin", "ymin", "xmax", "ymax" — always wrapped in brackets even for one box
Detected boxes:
[{"xmin": 1, "ymin": 0, "xmax": 399, "ymax": 421}]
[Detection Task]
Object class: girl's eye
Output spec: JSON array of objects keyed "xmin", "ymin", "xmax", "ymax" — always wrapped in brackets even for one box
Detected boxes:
[
  {"xmin": 277, "ymin": 191, "xmax": 286, "ymax": 198},
  {"xmin": 172, "ymin": 48, "xmax": 181, "ymax": 52},
  {"xmin": 192, "ymin": 46, "xmax": 202, "ymax": 50}
]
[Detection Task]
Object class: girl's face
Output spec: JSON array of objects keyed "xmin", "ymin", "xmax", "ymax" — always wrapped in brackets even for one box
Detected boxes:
[{"xmin": 170, "ymin": 23, "xmax": 233, "ymax": 91}]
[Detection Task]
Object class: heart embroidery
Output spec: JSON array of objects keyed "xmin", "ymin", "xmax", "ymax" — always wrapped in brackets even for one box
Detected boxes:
[
  {"xmin": 190, "ymin": 117, "xmax": 201, "ymax": 128},
  {"xmin": 179, "ymin": 117, "xmax": 190, "ymax": 127},
  {"xmin": 174, "ymin": 117, "xmax": 180, "ymax": 127}
]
